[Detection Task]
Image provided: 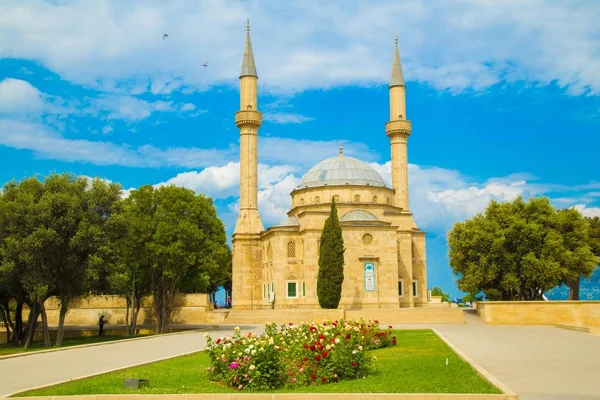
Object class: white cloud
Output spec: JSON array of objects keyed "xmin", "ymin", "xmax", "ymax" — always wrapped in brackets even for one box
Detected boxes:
[
  {"xmin": 258, "ymin": 174, "xmax": 302, "ymax": 226},
  {"xmin": 260, "ymin": 137, "xmax": 379, "ymax": 167},
  {"xmin": 0, "ymin": 78, "xmax": 45, "ymax": 114},
  {"xmin": 180, "ymin": 103, "xmax": 196, "ymax": 112},
  {"xmin": 572, "ymin": 204, "xmax": 600, "ymax": 218},
  {"xmin": 102, "ymin": 125, "xmax": 114, "ymax": 134},
  {"xmin": 263, "ymin": 113, "xmax": 313, "ymax": 124},
  {"xmin": 1, "ymin": 1, "xmax": 599, "ymax": 95},
  {"xmin": 155, "ymin": 162, "xmax": 298, "ymax": 200}
]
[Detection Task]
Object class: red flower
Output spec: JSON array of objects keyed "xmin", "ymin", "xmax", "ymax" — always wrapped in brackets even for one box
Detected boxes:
[
  {"xmin": 392, "ymin": 339, "xmax": 397, "ymax": 346},
  {"xmin": 352, "ymin": 361, "xmax": 358, "ymax": 367},
  {"xmin": 321, "ymin": 377, "xmax": 327, "ymax": 383},
  {"xmin": 311, "ymin": 374, "xmax": 317, "ymax": 380},
  {"xmin": 310, "ymin": 326, "xmax": 317, "ymax": 332},
  {"xmin": 216, "ymin": 338, "xmax": 222, "ymax": 345},
  {"xmin": 319, "ymin": 334, "xmax": 326, "ymax": 340},
  {"xmin": 315, "ymin": 355, "xmax": 322, "ymax": 361},
  {"xmin": 303, "ymin": 344, "xmax": 308, "ymax": 349},
  {"xmin": 318, "ymin": 345, "xmax": 324, "ymax": 351},
  {"xmin": 374, "ymin": 320, "xmax": 379, "ymax": 324},
  {"xmin": 388, "ymin": 325, "xmax": 393, "ymax": 329},
  {"xmin": 322, "ymin": 351, "xmax": 328, "ymax": 358},
  {"xmin": 345, "ymin": 333, "xmax": 351, "ymax": 340},
  {"xmin": 309, "ymin": 345, "xmax": 316, "ymax": 351},
  {"xmin": 289, "ymin": 322, "xmax": 294, "ymax": 326},
  {"xmin": 303, "ymin": 357, "xmax": 309, "ymax": 362}
]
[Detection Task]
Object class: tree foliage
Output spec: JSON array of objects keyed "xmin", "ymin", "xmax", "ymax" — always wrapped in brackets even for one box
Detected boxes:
[
  {"xmin": 430, "ymin": 286, "xmax": 450, "ymax": 303},
  {"xmin": 317, "ymin": 198, "xmax": 345, "ymax": 309},
  {"xmin": 0, "ymin": 174, "xmax": 231, "ymax": 348},
  {"xmin": 448, "ymin": 197, "xmax": 599, "ymax": 301}
]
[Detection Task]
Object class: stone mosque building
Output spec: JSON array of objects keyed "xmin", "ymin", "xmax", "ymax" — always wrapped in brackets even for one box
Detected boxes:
[{"xmin": 232, "ymin": 22, "xmax": 428, "ymax": 310}]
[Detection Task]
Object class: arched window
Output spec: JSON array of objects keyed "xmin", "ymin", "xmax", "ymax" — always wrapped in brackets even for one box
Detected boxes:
[
  {"xmin": 247, "ymin": 105, "xmax": 252, "ymax": 110},
  {"xmin": 333, "ymin": 195, "xmax": 340, "ymax": 202},
  {"xmin": 372, "ymin": 196, "xmax": 378, "ymax": 203},
  {"xmin": 315, "ymin": 196, "xmax": 320, "ymax": 204},
  {"xmin": 398, "ymin": 114, "xmax": 403, "ymax": 120},
  {"xmin": 300, "ymin": 198, "xmax": 305, "ymax": 205},
  {"xmin": 354, "ymin": 194, "xmax": 360, "ymax": 202},
  {"xmin": 287, "ymin": 241, "xmax": 296, "ymax": 258}
]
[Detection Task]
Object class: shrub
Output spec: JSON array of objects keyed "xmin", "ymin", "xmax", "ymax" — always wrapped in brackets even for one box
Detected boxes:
[{"xmin": 205, "ymin": 319, "xmax": 396, "ymax": 391}]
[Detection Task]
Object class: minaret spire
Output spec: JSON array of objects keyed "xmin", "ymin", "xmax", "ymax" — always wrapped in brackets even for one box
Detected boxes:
[
  {"xmin": 241, "ymin": 18, "xmax": 257, "ymax": 78},
  {"xmin": 386, "ymin": 35, "xmax": 411, "ymax": 210},
  {"xmin": 390, "ymin": 35, "xmax": 405, "ymax": 87}
]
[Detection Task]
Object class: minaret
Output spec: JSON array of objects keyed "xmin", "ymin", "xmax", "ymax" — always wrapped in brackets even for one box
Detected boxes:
[
  {"xmin": 235, "ymin": 19, "xmax": 263, "ymax": 234},
  {"xmin": 232, "ymin": 20, "xmax": 263, "ymax": 310},
  {"xmin": 385, "ymin": 36, "xmax": 412, "ymax": 210}
]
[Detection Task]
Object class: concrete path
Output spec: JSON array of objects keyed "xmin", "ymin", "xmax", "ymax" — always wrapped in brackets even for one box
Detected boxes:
[
  {"xmin": 0, "ymin": 324, "xmax": 264, "ymax": 398},
  {"xmin": 2, "ymin": 315, "xmax": 599, "ymax": 399},
  {"xmin": 394, "ymin": 312, "xmax": 600, "ymax": 400}
]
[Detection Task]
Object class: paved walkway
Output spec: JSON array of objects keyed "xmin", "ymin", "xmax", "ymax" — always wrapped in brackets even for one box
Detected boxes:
[
  {"xmin": 2, "ymin": 315, "xmax": 599, "ymax": 399},
  {"xmin": 394, "ymin": 312, "xmax": 600, "ymax": 400},
  {"xmin": 0, "ymin": 324, "xmax": 264, "ymax": 398}
]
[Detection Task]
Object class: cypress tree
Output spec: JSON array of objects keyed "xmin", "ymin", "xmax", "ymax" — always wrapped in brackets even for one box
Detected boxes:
[{"xmin": 317, "ymin": 197, "xmax": 345, "ymax": 308}]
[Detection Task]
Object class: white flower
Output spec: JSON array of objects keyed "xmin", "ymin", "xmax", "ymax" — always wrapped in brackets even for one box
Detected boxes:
[
  {"xmin": 352, "ymin": 350, "xmax": 357, "ymax": 354},
  {"xmin": 326, "ymin": 344, "xmax": 331, "ymax": 350},
  {"xmin": 251, "ymin": 350, "xmax": 257, "ymax": 356},
  {"xmin": 334, "ymin": 338, "xmax": 340, "ymax": 344},
  {"xmin": 234, "ymin": 327, "xmax": 241, "ymax": 332},
  {"xmin": 249, "ymin": 344, "xmax": 254, "ymax": 349},
  {"xmin": 244, "ymin": 348, "xmax": 251, "ymax": 354},
  {"xmin": 238, "ymin": 352, "xmax": 243, "ymax": 357},
  {"xmin": 269, "ymin": 338, "xmax": 274, "ymax": 345},
  {"xmin": 358, "ymin": 345, "xmax": 363, "ymax": 351},
  {"xmin": 249, "ymin": 365, "xmax": 256, "ymax": 370},
  {"xmin": 203, "ymin": 333, "xmax": 210, "ymax": 338}
]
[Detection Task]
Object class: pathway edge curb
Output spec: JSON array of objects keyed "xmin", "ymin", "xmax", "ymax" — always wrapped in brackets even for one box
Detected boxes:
[{"xmin": 431, "ymin": 328, "xmax": 518, "ymax": 398}]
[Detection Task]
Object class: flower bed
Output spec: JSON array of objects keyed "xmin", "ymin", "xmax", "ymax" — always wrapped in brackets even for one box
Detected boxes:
[{"xmin": 205, "ymin": 319, "xmax": 396, "ymax": 391}]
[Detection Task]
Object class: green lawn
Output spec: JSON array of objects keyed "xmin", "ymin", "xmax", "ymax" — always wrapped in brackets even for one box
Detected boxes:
[
  {"xmin": 16, "ymin": 330, "xmax": 501, "ymax": 396},
  {"xmin": 0, "ymin": 334, "xmax": 149, "ymax": 356}
]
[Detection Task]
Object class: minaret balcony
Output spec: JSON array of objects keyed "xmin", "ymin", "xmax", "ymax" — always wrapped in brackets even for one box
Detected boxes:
[
  {"xmin": 235, "ymin": 110, "xmax": 262, "ymax": 128},
  {"xmin": 385, "ymin": 120, "xmax": 412, "ymax": 137}
]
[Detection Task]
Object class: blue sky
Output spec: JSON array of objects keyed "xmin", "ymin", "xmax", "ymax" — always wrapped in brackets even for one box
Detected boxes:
[{"xmin": 1, "ymin": 0, "xmax": 599, "ymax": 297}]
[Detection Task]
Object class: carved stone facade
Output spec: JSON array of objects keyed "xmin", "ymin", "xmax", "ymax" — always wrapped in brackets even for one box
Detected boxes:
[{"xmin": 232, "ymin": 25, "xmax": 427, "ymax": 310}]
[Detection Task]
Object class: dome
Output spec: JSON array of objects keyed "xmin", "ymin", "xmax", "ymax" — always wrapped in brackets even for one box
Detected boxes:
[
  {"xmin": 340, "ymin": 210, "xmax": 380, "ymax": 222},
  {"xmin": 273, "ymin": 216, "xmax": 299, "ymax": 227},
  {"xmin": 298, "ymin": 155, "xmax": 386, "ymax": 189}
]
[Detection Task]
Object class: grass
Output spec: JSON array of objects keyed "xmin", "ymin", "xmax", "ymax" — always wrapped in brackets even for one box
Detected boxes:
[
  {"xmin": 17, "ymin": 330, "xmax": 502, "ymax": 396},
  {"xmin": 0, "ymin": 334, "xmax": 149, "ymax": 356}
]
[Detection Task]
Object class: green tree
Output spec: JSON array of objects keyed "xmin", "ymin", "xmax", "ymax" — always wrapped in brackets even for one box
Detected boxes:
[
  {"xmin": 448, "ymin": 197, "xmax": 598, "ymax": 301},
  {"xmin": 108, "ymin": 185, "xmax": 230, "ymax": 334},
  {"xmin": 317, "ymin": 198, "xmax": 345, "ymax": 309},
  {"xmin": 554, "ymin": 211, "xmax": 599, "ymax": 301},
  {"xmin": 106, "ymin": 185, "xmax": 156, "ymax": 336},
  {"xmin": 430, "ymin": 286, "xmax": 450, "ymax": 303},
  {"xmin": 0, "ymin": 174, "xmax": 121, "ymax": 347},
  {"xmin": 150, "ymin": 185, "xmax": 230, "ymax": 333}
]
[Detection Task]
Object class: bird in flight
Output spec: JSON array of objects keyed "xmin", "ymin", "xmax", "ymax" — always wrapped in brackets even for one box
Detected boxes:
[
  {"xmin": 163, "ymin": 33, "xmax": 169, "ymax": 40},
  {"xmin": 203, "ymin": 61, "xmax": 208, "ymax": 67}
]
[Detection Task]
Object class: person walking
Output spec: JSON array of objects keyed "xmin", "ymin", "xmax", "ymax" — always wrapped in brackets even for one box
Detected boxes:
[{"xmin": 98, "ymin": 315, "xmax": 106, "ymax": 337}]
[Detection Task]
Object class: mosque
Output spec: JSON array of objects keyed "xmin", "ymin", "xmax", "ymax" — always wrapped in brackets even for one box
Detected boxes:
[{"xmin": 231, "ymin": 22, "xmax": 428, "ymax": 310}]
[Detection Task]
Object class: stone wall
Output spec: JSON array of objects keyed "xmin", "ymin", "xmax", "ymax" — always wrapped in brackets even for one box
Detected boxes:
[
  {"xmin": 477, "ymin": 301, "xmax": 600, "ymax": 326},
  {"xmin": 16, "ymin": 293, "xmax": 222, "ymax": 327}
]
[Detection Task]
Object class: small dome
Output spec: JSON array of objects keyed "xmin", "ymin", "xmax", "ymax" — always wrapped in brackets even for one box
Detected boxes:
[
  {"xmin": 273, "ymin": 216, "xmax": 298, "ymax": 227},
  {"xmin": 340, "ymin": 210, "xmax": 380, "ymax": 222},
  {"xmin": 298, "ymin": 155, "xmax": 386, "ymax": 189}
]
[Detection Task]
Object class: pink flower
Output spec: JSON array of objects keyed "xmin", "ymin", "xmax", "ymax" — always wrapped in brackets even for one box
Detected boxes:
[
  {"xmin": 229, "ymin": 362, "xmax": 239, "ymax": 370},
  {"xmin": 291, "ymin": 377, "xmax": 297, "ymax": 383}
]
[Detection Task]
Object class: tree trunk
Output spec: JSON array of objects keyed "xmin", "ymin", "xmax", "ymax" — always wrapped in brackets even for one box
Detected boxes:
[
  {"xmin": 128, "ymin": 295, "xmax": 141, "ymax": 336},
  {"xmin": 569, "ymin": 274, "xmax": 581, "ymax": 300},
  {"xmin": 55, "ymin": 298, "xmax": 70, "ymax": 346},
  {"xmin": 13, "ymin": 302, "xmax": 24, "ymax": 345},
  {"xmin": 125, "ymin": 296, "xmax": 131, "ymax": 330},
  {"xmin": 23, "ymin": 303, "xmax": 39, "ymax": 349},
  {"xmin": 40, "ymin": 302, "xmax": 51, "ymax": 348},
  {"xmin": 0, "ymin": 306, "xmax": 11, "ymax": 344}
]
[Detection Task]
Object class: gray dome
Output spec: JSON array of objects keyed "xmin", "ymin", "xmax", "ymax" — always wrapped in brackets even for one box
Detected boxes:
[
  {"xmin": 340, "ymin": 210, "xmax": 380, "ymax": 222},
  {"xmin": 273, "ymin": 216, "xmax": 298, "ymax": 227},
  {"xmin": 298, "ymin": 155, "xmax": 386, "ymax": 189}
]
